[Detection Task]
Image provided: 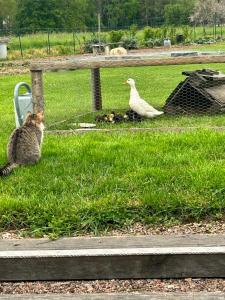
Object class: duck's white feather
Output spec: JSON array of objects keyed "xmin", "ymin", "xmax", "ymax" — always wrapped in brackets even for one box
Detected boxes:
[{"xmin": 127, "ymin": 79, "xmax": 164, "ymax": 118}]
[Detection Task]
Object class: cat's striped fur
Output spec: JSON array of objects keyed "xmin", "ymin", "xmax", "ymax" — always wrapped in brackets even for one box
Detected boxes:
[{"xmin": 0, "ymin": 111, "xmax": 44, "ymax": 176}]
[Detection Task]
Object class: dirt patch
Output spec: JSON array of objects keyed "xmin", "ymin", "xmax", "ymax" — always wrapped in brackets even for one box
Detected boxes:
[
  {"xmin": 46, "ymin": 127, "xmax": 225, "ymax": 135},
  {"xmin": 1, "ymin": 220, "xmax": 225, "ymax": 239}
]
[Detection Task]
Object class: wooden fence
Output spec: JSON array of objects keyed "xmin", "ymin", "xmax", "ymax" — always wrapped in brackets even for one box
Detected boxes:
[{"xmin": 30, "ymin": 54, "xmax": 225, "ymax": 113}]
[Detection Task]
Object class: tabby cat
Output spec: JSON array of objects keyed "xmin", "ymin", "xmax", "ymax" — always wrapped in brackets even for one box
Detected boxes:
[{"xmin": 0, "ymin": 111, "xmax": 44, "ymax": 176}]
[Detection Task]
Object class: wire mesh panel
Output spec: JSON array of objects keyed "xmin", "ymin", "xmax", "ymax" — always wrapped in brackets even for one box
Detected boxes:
[
  {"xmin": 43, "ymin": 65, "xmax": 170, "ymax": 129},
  {"xmin": 44, "ymin": 70, "xmax": 93, "ymax": 129},
  {"xmin": 164, "ymin": 69, "xmax": 225, "ymax": 115},
  {"xmin": 36, "ymin": 60, "xmax": 225, "ymax": 131}
]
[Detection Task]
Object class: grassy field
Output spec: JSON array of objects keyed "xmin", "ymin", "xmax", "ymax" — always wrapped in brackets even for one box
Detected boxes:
[
  {"xmin": 4, "ymin": 25, "xmax": 225, "ymax": 60},
  {"xmin": 1, "ymin": 64, "xmax": 225, "ymax": 237}
]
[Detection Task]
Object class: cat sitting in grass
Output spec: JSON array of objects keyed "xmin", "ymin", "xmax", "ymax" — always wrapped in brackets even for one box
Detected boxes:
[{"xmin": 0, "ymin": 111, "xmax": 44, "ymax": 176}]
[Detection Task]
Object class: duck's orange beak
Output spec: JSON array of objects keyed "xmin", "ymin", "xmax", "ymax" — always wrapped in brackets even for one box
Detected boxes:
[{"xmin": 123, "ymin": 81, "xmax": 128, "ymax": 85}]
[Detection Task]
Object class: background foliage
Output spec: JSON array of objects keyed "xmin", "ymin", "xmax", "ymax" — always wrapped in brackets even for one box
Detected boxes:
[{"xmin": 1, "ymin": 0, "xmax": 198, "ymax": 33}]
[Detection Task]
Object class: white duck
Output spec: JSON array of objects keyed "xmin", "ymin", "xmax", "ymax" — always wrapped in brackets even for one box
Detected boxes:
[{"xmin": 126, "ymin": 78, "xmax": 164, "ymax": 118}]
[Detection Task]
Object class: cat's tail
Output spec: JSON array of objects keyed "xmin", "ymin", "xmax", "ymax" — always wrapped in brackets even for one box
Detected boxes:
[{"xmin": 0, "ymin": 163, "xmax": 18, "ymax": 177}]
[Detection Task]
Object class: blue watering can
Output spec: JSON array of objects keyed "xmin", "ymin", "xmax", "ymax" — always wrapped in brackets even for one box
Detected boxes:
[{"xmin": 14, "ymin": 82, "xmax": 33, "ymax": 128}]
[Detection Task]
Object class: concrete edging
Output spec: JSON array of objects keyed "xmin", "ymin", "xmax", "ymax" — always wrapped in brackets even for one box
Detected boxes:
[{"xmin": 1, "ymin": 235, "xmax": 225, "ymax": 281}]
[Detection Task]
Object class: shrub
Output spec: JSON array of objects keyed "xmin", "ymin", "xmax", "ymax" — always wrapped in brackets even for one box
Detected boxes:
[
  {"xmin": 145, "ymin": 38, "xmax": 162, "ymax": 48},
  {"xmin": 143, "ymin": 27, "xmax": 163, "ymax": 41},
  {"xmin": 83, "ymin": 37, "xmax": 99, "ymax": 53},
  {"xmin": 57, "ymin": 45, "xmax": 71, "ymax": 55},
  {"xmin": 194, "ymin": 37, "xmax": 216, "ymax": 45},
  {"xmin": 168, "ymin": 27, "xmax": 177, "ymax": 44},
  {"xmin": 146, "ymin": 38, "xmax": 155, "ymax": 48},
  {"xmin": 162, "ymin": 26, "xmax": 169, "ymax": 39},
  {"xmin": 129, "ymin": 24, "xmax": 138, "ymax": 37},
  {"xmin": 109, "ymin": 30, "xmax": 124, "ymax": 46},
  {"xmin": 154, "ymin": 38, "xmax": 163, "ymax": 47},
  {"xmin": 143, "ymin": 27, "xmax": 155, "ymax": 40},
  {"xmin": 120, "ymin": 36, "xmax": 138, "ymax": 49},
  {"xmin": 182, "ymin": 26, "xmax": 193, "ymax": 41},
  {"xmin": 83, "ymin": 35, "xmax": 106, "ymax": 53}
]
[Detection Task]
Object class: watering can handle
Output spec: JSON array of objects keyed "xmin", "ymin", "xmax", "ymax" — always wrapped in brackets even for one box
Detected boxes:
[{"xmin": 14, "ymin": 82, "xmax": 32, "ymax": 125}]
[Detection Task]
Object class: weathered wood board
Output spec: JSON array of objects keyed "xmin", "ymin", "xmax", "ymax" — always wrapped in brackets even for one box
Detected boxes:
[
  {"xmin": 0, "ymin": 292, "xmax": 225, "ymax": 300},
  {"xmin": 30, "ymin": 55, "xmax": 225, "ymax": 72},
  {"xmin": 1, "ymin": 235, "xmax": 225, "ymax": 281}
]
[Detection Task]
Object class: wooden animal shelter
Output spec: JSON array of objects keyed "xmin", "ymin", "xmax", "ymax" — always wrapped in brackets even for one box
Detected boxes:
[{"xmin": 30, "ymin": 54, "xmax": 225, "ymax": 115}]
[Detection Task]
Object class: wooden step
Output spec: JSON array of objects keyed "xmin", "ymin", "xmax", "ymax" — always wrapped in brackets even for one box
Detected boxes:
[
  {"xmin": 1, "ymin": 235, "xmax": 225, "ymax": 281},
  {"xmin": 0, "ymin": 293, "xmax": 225, "ymax": 300}
]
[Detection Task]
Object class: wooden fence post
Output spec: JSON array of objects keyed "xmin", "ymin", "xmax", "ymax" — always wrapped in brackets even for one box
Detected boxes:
[
  {"xmin": 31, "ymin": 70, "xmax": 44, "ymax": 113},
  {"xmin": 91, "ymin": 68, "xmax": 102, "ymax": 111}
]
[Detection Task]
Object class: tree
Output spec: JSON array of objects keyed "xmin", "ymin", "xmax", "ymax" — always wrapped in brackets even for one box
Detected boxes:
[
  {"xmin": 164, "ymin": 0, "xmax": 195, "ymax": 26},
  {"xmin": 0, "ymin": 0, "xmax": 17, "ymax": 30},
  {"xmin": 101, "ymin": 0, "xmax": 139, "ymax": 28},
  {"xmin": 190, "ymin": 0, "xmax": 225, "ymax": 25},
  {"xmin": 164, "ymin": 4, "xmax": 186, "ymax": 25},
  {"xmin": 12, "ymin": 0, "xmax": 197, "ymax": 33},
  {"xmin": 15, "ymin": 0, "xmax": 61, "ymax": 32},
  {"xmin": 57, "ymin": 0, "xmax": 89, "ymax": 30}
]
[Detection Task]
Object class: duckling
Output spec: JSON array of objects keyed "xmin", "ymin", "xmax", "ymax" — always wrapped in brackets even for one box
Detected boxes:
[
  {"xmin": 124, "ymin": 109, "xmax": 142, "ymax": 122},
  {"xmin": 96, "ymin": 110, "xmax": 142, "ymax": 123},
  {"xmin": 108, "ymin": 112, "xmax": 115, "ymax": 123},
  {"xmin": 95, "ymin": 114, "xmax": 108, "ymax": 122},
  {"xmin": 95, "ymin": 112, "xmax": 123, "ymax": 123}
]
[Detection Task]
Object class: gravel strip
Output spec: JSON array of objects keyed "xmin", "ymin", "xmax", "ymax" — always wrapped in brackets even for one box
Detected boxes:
[
  {"xmin": 0, "ymin": 67, "xmax": 29, "ymax": 76},
  {"xmin": 109, "ymin": 221, "xmax": 225, "ymax": 236},
  {"xmin": 1, "ymin": 279, "xmax": 225, "ymax": 294},
  {"xmin": 1, "ymin": 221, "xmax": 225, "ymax": 239}
]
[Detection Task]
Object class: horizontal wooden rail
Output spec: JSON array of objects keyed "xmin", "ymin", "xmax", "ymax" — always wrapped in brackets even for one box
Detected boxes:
[
  {"xmin": 1, "ymin": 293, "xmax": 225, "ymax": 300},
  {"xmin": 30, "ymin": 55, "xmax": 225, "ymax": 72},
  {"xmin": 1, "ymin": 235, "xmax": 225, "ymax": 281}
]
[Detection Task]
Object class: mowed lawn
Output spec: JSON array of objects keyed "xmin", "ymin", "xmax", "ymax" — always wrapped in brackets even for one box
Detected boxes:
[{"xmin": 1, "ymin": 64, "xmax": 225, "ymax": 237}]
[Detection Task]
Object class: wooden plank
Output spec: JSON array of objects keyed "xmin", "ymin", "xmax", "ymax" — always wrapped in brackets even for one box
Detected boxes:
[
  {"xmin": 1, "ymin": 235, "xmax": 225, "ymax": 281},
  {"xmin": 1, "ymin": 293, "xmax": 225, "ymax": 300},
  {"xmin": 1, "ymin": 253, "xmax": 225, "ymax": 281},
  {"xmin": 30, "ymin": 55, "xmax": 225, "ymax": 72},
  {"xmin": 1, "ymin": 234, "xmax": 225, "ymax": 251},
  {"xmin": 31, "ymin": 70, "xmax": 44, "ymax": 113}
]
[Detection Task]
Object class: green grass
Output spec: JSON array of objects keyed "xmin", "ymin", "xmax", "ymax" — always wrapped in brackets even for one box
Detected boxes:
[
  {"xmin": 1, "ymin": 64, "xmax": 225, "ymax": 237},
  {"xmin": 10, "ymin": 32, "xmax": 77, "ymax": 50},
  {"xmin": 45, "ymin": 63, "xmax": 225, "ymax": 129},
  {"xmin": 4, "ymin": 25, "xmax": 225, "ymax": 60},
  {"xmin": 7, "ymin": 26, "xmax": 221, "ymax": 51}
]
